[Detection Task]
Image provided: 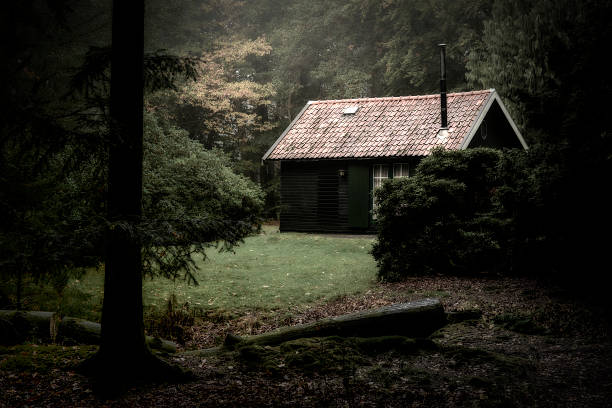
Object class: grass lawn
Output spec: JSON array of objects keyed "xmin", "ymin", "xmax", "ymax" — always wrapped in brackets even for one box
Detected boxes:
[
  {"xmin": 144, "ymin": 225, "xmax": 377, "ymax": 312},
  {"xmin": 1, "ymin": 225, "xmax": 377, "ymax": 320}
]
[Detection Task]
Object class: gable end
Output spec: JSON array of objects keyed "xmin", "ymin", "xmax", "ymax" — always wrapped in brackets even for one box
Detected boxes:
[{"xmin": 460, "ymin": 90, "xmax": 528, "ymax": 150}]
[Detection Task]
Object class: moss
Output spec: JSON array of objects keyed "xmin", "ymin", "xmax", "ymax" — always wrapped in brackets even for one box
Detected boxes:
[
  {"xmin": 446, "ymin": 309, "xmax": 483, "ymax": 324},
  {"xmin": 237, "ymin": 344, "xmax": 283, "ymax": 375},
  {"xmin": 280, "ymin": 337, "xmax": 368, "ymax": 373},
  {"xmin": 355, "ymin": 336, "xmax": 437, "ymax": 355},
  {"xmin": 354, "ymin": 336, "xmax": 417, "ymax": 355},
  {"xmin": 235, "ymin": 337, "xmax": 360, "ymax": 374},
  {"xmin": 0, "ymin": 344, "xmax": 98, "ymax": 374},
  {"xmin": 443, "ymin": 345, "xmax": 532, "ymax": 377},
  {"xmin": 423, "ymin": 290, "xmax": 450, "ymax": 298},
  {"xmin": 494, "ymin": 313, "xmax": 547, "ymax": 335},
  {"xmin": 468, "ymin": 376, "xmax": 494, "ymax": 388},
  {"xmin": 429, "ymin": 320, "xmax": 478, "ymax": 341},
  {"xmin": 236, "ymin": 335, "xmax": 434, "ymax": 375},
  {"xmin": 399, "ymin": 366, "xmax": 435, "ymax": 386}
]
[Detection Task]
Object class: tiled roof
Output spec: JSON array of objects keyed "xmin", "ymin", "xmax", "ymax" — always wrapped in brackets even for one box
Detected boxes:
[{"xmin": 264, "ymin": 89, "xmax": 494, "ymax": 160}]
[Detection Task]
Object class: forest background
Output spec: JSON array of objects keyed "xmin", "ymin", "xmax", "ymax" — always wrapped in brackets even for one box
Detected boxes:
[{"xmin": 1, "ymin": 0, "xmax": 610, "ymax": 296}]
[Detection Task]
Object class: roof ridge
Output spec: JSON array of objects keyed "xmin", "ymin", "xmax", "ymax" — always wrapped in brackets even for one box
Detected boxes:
[{"xmin": 309, "ymin": 89, "xmax": 493, "ymax": 105}]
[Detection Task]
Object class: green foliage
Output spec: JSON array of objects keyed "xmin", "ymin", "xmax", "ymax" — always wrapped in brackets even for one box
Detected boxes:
[
  {"xmin": 466, "ymin": 0, "xmax": 612, "ymax": 287},
  {"xmin": 0, "ymin": 0, "xmax": 108, "ymax": 301},
  {"xmin": 374, "ymin": 0, "xmax": 490, "ymax": 95},
  {"xmin": 0, "ymin": 272, "xmax": 104, "ymax": 322},
  {"xmin": 0, "ymin": 344, "xmax": 98, "ymax": 374},
  {"xmin": 141, "ymin": 110, "xmax": 264, "ymax": 283},
  {"xmin": 144, "ymin": 32, "xmax": 280, "ymax": 216},
  {"xmin": 0, "ymin": 143, "xmax": 100, "ymax": 291},
  {"xmin": 143, "ymin": 111, "xmax": 264, "ymax": 222},
  {"xmin": 262, "ymin": 0, "xmax": 488, "ymax": 120},
  {"xmin": 467, "ymin": 0, "xmax": 612, "ymax": 142},
  {"xmin": 0, "ymin": 1, "xmax": 267, "ymax": 298},
  {"xmin": 372, "ymin": 143, "xmax": 609, "ymax": 282},
  {"xmin": 144, "ymin": 294, "xmax": 196, "ymax": 345},
  {"xmin": 372, "ymin": 148, "xmax": 508, "ymax": 280}
]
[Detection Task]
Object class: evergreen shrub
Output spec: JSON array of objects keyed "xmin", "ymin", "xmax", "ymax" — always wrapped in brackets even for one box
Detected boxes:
[{"xmin": 372, "ymin": 147, "xmax": 534, "ymax": 281}]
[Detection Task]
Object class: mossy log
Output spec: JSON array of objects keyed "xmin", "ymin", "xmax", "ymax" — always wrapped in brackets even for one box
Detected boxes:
[
  {"xmin": 226, "ymin": 298, "xmax": 446, "ymax": 347},
  {"xmin": 0, "ymin": 310, "xmax": 176, "ymax": 353},
  {"xmin": 0, "ymin": 310, "xmax": 55, "ymax": 345}
]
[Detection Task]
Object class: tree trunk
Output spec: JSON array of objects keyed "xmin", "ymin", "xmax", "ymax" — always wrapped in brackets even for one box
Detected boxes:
[
  {"xmin": 78, "ymin": 1, "xmax": 188, "ymax": 393},
  {"xmin": 100, "ymin": 0, "xmax": 147, "ymax": 377},
  {"xmin": 15, "ymin": 270, "xmax": 22, "ymax": 310}
]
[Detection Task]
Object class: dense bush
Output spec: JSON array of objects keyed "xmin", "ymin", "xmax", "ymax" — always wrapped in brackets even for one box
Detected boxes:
[
  {"xmin": 141, "ymin": 111, "xmax": 265, "ymax": 282},
  {"xmin": 373, "ymin": 144, "xmax": 610, "ymax": 289},
  {"xmin": 143, "ymin": 111, "xmax": 264, "ymax": 226},
  {"xmin": 372, "ymin": 148, "xmax": 506, "ymax": 280},
  {"xmin": 371, "ymin": 147, "xmax": 573, "ymax": 281}
]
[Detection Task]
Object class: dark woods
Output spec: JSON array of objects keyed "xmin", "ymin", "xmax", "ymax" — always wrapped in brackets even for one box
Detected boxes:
[
  {"xmin": 1, "ymin": 0, "xmax": 611, "ymax": 312},
  {"xmin": 374, "ymin": 0, "xmax": 611, "ymax": 292},
  {"xmin": 0, "ymin": 1, "xmax": 264, "ymax": 308}
]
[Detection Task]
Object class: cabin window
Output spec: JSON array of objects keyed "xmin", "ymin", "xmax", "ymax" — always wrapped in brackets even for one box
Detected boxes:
[
  {"xmin": 342, "ymin": 106, "xmax": 360, "ymax": 115},
  {"xmin": 372, "ymin": 164, "xmax": 389, "ymax": 219},
  {"xmin": 373, "ymin": 164, "xmax": 389, "ymax": 190},
  {"xmin": 480, "ymin": 120, "xmax": 488, "ymax": 140},
  {"xmin": 393, "ymin": 163, "xmax": 409, "ymax": 178},
  {"xmin": 372, "ymin": 163, "xmax": 410, "ymax": 219}
]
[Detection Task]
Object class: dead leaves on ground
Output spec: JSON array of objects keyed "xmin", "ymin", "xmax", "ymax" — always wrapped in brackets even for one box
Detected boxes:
[{"xmin": 2, "ymin": 276, "xmax": 611, "ymax": 407}]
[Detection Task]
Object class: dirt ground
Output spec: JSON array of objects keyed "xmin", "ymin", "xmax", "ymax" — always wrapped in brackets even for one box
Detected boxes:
[{"xmin": 2, "ymin": 276, "xmax": 611, "ymax": 407}]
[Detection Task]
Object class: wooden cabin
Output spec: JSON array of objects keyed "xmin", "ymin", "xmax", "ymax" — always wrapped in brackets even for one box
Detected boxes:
[{"xmin": 262, "ymin": 89, "xmax": 527, "ymax": 233}]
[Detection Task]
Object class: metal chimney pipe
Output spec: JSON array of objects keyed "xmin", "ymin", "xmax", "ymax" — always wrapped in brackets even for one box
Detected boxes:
[{"xmin": 438, "ymin": 43, "xmax": 448, "ymax": 129}]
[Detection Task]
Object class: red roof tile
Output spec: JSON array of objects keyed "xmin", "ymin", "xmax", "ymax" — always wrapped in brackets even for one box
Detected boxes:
[{"xmin": 264, "ymin": 89, "xmax": 493, "ymax": 160}]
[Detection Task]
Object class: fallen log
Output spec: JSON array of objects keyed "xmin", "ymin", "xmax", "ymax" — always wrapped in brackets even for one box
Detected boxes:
[
  {"xmin": 58, "ymin": 316, "xmax": 178, "ymax": 353},
  {"xmin": 225, "ymin": 298, "xmax": 446, "ymax": 347},
  {"xmin": 0, "ymin": 310, "xmax": 177, "ymax": 353},
  {"xmin": 0, "ymin": 310, "xmax": 55, "ymax": 344}
]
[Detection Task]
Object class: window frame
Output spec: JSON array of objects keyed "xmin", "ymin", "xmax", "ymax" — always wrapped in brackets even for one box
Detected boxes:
[{"xmin": 372, "ymin": 162, "xmax": 410, "ymax": 219}]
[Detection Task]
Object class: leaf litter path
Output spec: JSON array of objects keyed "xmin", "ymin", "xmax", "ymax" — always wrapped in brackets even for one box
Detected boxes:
[{"xmin": 2, "ymin": 276, "xmax": 611, "ymax": 407}]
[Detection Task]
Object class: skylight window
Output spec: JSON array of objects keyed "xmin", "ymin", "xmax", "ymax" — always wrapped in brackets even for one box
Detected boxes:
[{"xmin": 342, "ymin": 106, "xmax": 359, "ymax": 115}]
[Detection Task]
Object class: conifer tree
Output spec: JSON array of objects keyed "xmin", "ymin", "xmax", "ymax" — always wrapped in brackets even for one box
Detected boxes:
[{"xmin": 78, "ymin": 1, "xmax": 191, "ymax": 392}]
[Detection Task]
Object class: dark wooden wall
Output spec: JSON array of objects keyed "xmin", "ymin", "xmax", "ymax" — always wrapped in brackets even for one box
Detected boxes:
[
  {"xmin": 279, "ymin": 159, "xmax": 417, "ymax": 233},
  {"xmin": 467, "ymin": 100, "xmax": 523, "ymax": 149},
  {"xmin": 280, "ymin": 160, "xmax": 354, "ymax": 233}
]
